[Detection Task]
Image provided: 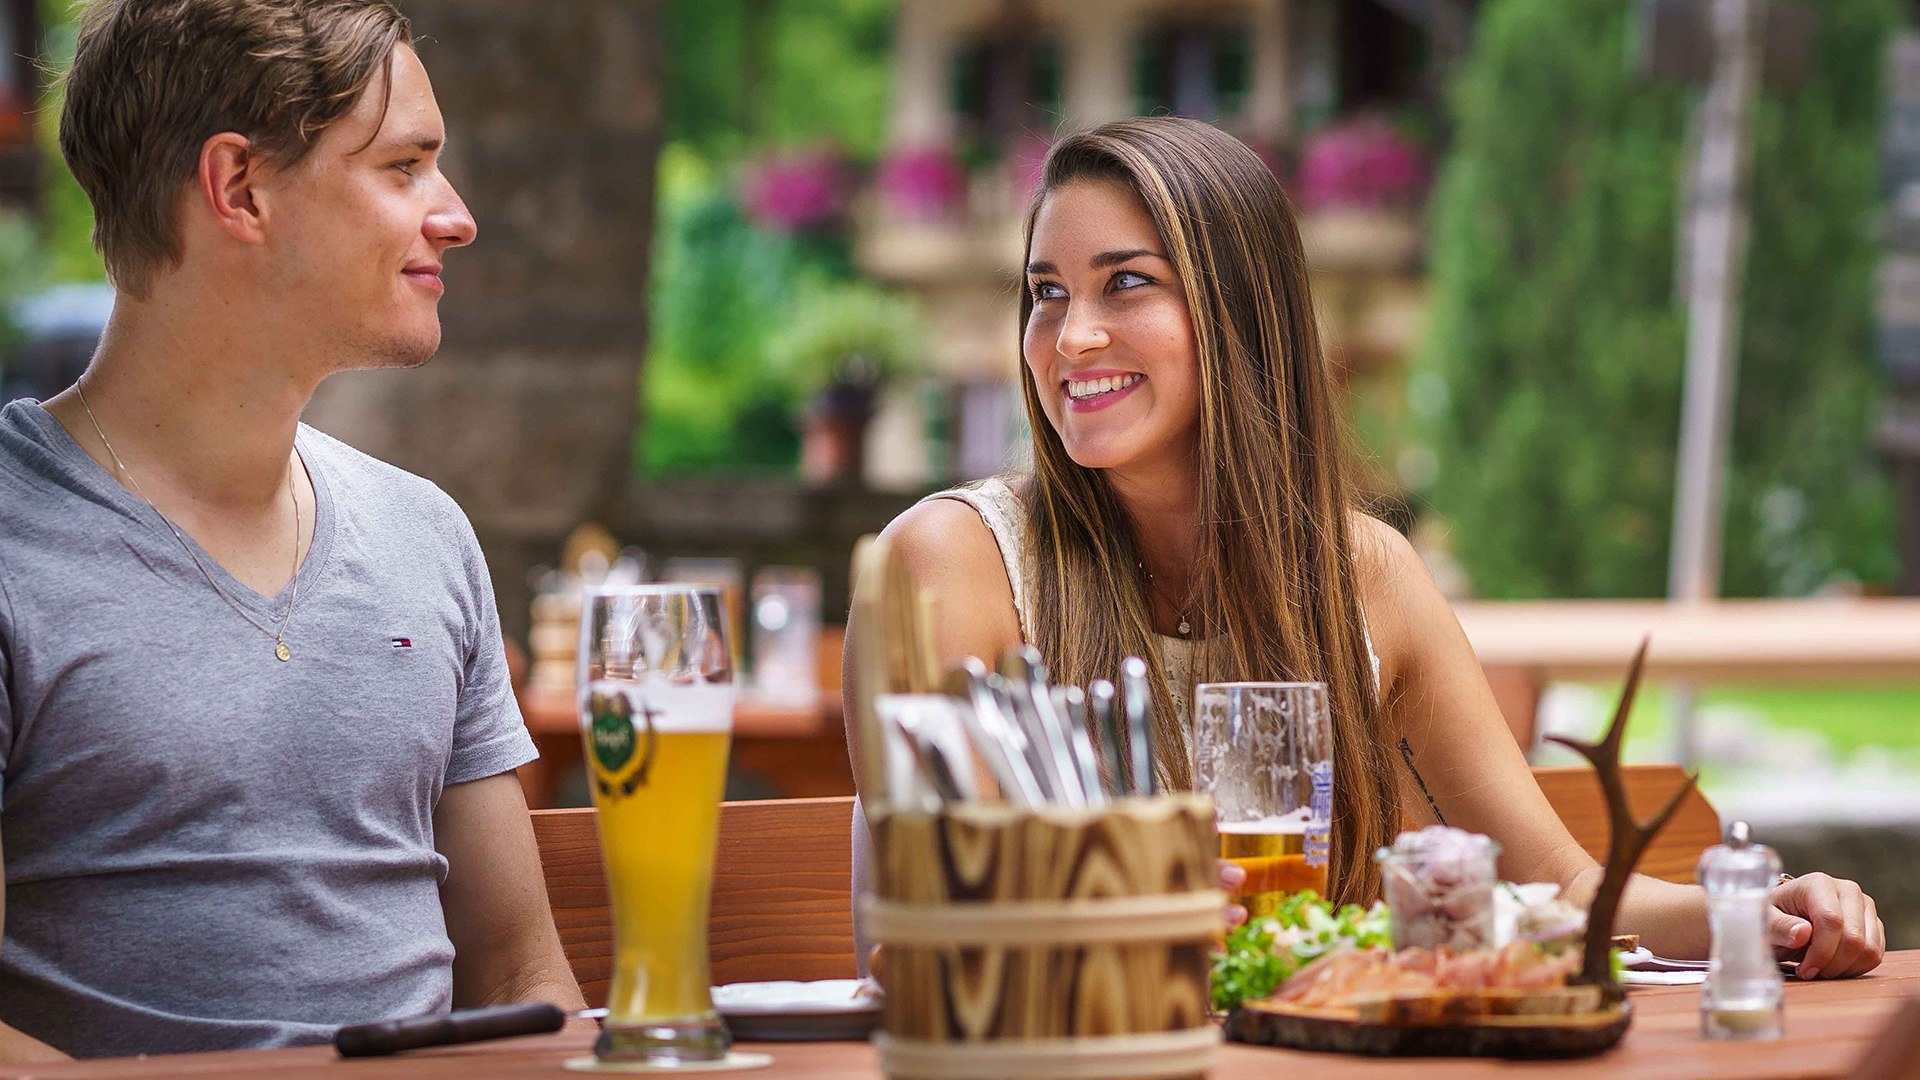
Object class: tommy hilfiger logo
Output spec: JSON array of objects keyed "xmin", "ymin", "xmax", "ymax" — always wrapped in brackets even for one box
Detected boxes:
[{"xmin": 390, "ymin": 637, "xmax": 413, "ymax": 649}]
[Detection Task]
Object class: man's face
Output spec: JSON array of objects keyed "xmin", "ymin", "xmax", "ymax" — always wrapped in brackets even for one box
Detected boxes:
[{"xmin": 260, "ymin": 44, "xmax": 475, "ymax": 372}]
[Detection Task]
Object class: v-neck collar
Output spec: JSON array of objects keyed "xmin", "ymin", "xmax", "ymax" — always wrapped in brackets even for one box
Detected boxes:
[{"xmin": 15, "ymin": 400, "xmax": 337, "ymax": 617}]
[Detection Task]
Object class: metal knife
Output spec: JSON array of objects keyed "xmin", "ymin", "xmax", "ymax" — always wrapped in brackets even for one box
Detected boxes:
[
  {"xmin": 1053, "ymin": 685, "xmax": 1105, "ymax": 807},
  {"xmin": 1120, "ymin": 656, "xmax": 1157, "ymax": 796},
  {"xmin": 989, "ymin": 668, "xmax": 1063, "ymax": 803},
  {"xmin": 947, "ymin": 659, "xmax": 1046, "ymax": 807},
  {"xmin": 1005, "ymin": 646, "xmax": 1087, "ymax": 806},
  {"xmin": 1087, "ymin": 678, "xmax": 1129, "ymax": 798}
]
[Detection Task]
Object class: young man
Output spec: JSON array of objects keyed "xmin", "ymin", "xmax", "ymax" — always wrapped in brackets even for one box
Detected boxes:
[{"xmin": 0, "ymin": 0, "xmax": 584, "ymax": 1060}]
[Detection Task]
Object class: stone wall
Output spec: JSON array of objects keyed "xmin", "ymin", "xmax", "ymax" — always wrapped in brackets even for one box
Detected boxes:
[
  {"xmin": 304, "ymin": 0, "xmax": 664, "ymax": 635},
  {"xmin": 1769, "ymin": 826, "xmax": 1920, "ymax": 952}
]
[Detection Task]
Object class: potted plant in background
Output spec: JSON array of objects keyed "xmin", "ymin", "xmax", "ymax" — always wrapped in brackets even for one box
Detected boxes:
[
  {"xmin": 876, "ymin": 143, "xmax": 968, "ymax": 222},
  {"xmin": 769, "ymin": 282, "xmax": 922, "ymax": 486},
  {"xmin": 1291, "ymin": 114, "xmax": 1431, "ymax": 272}
]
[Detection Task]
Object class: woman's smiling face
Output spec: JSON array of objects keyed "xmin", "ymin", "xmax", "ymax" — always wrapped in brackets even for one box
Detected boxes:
[{"xmin": 1022, "ymin": 179, "xmax": 1201, "ymax": 474}]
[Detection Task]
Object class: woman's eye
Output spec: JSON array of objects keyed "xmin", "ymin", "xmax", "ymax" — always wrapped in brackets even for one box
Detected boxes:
[
  {"xmin": 1031, "ymin": 280, "xmax": 1065, "ymax": 302},
  {"xmin": 1113, "ymin": 270, "xmax": 1152, "ymax": 290}
]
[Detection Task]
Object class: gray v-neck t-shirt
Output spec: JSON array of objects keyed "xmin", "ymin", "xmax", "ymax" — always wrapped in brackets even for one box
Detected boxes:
[{"xmin": 0, "ymin": 400, "xmax": 537, "ymax": 1057}]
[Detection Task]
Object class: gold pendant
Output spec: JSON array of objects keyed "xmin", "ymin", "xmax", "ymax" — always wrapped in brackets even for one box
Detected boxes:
[{"xmin": 275, "ymin": 641, "xmax": 292, "ymax": 662}]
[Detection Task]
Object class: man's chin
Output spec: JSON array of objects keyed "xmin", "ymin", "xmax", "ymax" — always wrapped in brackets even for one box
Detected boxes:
[{"xmin": 354, "ymin": 328, "xmax": 442, "ymax": 372}]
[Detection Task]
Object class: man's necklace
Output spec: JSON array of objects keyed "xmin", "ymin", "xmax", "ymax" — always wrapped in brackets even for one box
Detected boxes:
[
  {"xmin": 1139, "ymin": 560, "xmax": 1195, "ymax": 638},
  {"xmin": 75, "ymin": 383, "xmax": 302, "ymax": 662}
]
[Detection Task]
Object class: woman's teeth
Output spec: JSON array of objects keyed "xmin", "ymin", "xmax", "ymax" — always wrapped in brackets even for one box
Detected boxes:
[{"xmin": 1066, "ymin": 374, "xmax": 1143, "ymax": 400}]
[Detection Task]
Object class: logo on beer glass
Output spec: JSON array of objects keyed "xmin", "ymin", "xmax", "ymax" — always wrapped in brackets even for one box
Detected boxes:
[
  {"xmin": 1306, "ymin": 760, "xmax": 1332, "ymax": 867},
  {"xmin": 587, "ymin": 689, "xmax": 660, "ymax": 798}
]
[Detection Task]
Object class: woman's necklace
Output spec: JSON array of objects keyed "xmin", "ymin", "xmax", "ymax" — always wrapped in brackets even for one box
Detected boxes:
[
  {"xmin": 1138, "ymin": 560, "xmax": 1195, "ymax": 638},
  {"xmin": 75, "ymin": 383, "xmax": 303, "ymax": 662}
]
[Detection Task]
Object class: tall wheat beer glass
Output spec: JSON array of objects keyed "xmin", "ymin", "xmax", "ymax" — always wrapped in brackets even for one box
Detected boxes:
[
  {"xmin": 579, "ymin": 585, "xmax": 736, "ymax": 1063},
  {"xmin": 1193, "ymin": 682, "xmax": 1333, "ymax": 918}
]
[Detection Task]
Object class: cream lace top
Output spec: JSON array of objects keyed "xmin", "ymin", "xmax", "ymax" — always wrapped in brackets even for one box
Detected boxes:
[{"xmin": 925, "ymin": 476, "xmax": 1381, "ymax": 785}]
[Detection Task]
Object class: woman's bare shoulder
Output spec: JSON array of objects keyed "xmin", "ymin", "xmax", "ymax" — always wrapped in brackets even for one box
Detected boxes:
[
  {"xmin": 1345, "ymin": 512, "xmax": 1445, "ymax": 685},
  {"xmin": 883, "ymin": 497, "xmax": 1005, "ymax": 579},
  {"xmin": 879, "ymin": 496, "xmax": 1023, "ymax": 654}
]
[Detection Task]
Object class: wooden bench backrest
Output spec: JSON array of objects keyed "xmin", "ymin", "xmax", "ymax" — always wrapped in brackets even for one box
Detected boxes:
[
  {"xmin": 532, "ymin": 796, "xmax": 857, "ymax": 1008},
  {"xmin": 534, "ymin": 767, "xmax": 1717, "ymax": 1004},
  {"xmin": 1527, "ymin": 764, "xmax": 1720, "ymax": 885}
]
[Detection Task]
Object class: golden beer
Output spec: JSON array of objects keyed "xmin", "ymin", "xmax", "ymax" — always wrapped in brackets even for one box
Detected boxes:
[
  {"xmin": 1194, "ymin": 682, "xmax": 1335, "ymax": 918},
  {"xmin": 579, "ymin": 583, "xmax": 737, "ymax": 1066},
  {"xmin": 1219, "ymin": 819, "xmax": 1328, "ymax": 918}
]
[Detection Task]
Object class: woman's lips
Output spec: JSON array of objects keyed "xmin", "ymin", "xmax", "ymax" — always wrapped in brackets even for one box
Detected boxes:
[{"xmin": 1064, "ymin": 374, "xmax": 1145, "ymax": 413}]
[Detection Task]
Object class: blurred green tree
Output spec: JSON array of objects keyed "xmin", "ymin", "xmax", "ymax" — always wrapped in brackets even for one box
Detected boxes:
[
  {"xmin": 1416, "ymin": 0, "xmax": 1900, "ymax": 598},
  {"xmin": 641, "ymin": 0, "xmax": 896, "ymax": 473},
  {"xmin": 35, "ymin": 0, "xmax": 105, "ymax": 283},
  {"xmin": 665, "ymin": 0, "xmax": 892, "ymax": 160},
  {"xmin": 639, "ymin": 146, "xmax": 816, "ymax": 472},
  {"xmin": 0, "ymin": 213, "xmax": 43, "ymax": 359}
]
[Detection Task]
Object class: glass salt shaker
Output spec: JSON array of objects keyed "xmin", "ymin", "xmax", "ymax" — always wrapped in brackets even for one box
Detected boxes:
[{"xmin": 1698, "ymin": 821, "xmax": 1784, "ymax": 1040}]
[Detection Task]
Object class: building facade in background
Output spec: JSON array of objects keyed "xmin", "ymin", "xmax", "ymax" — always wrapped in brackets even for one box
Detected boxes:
[{"xmin": 859, "ymin": 0, "xmax": 1469, "ymax": 506}]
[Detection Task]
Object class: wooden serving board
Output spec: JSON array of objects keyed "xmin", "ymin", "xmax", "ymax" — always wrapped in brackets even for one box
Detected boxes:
[{"xmin": 1224, "ymin": 1000, "xmax": 1632, "ymax": 1059}]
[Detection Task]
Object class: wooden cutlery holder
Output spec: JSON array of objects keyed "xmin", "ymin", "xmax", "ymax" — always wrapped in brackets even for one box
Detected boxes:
[{"xmin": 865, "ymin": 795, "xmax": 1223, "ymax": 1080}]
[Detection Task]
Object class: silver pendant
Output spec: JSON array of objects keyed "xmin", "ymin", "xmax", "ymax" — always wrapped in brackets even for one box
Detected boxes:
[{"xmin": 1177, "ymin": 618, "xmax": 1192, "ymax": 637}]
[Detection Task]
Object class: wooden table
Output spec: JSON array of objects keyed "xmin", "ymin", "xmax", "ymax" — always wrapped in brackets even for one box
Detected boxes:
[
  {"xmin": 18, "ymin": 952, "xmax": 1916, "ymax": 1078},
  {"xmin": 515, "ymin": 686, "xmax": 852, "ymax": 808},
  {"xmin": 1452, "ymin": 598, "xmax": 1920, "ymax": 747}
]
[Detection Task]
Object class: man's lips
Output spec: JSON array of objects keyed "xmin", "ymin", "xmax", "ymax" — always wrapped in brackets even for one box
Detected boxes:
[{"xmin": 402, "ymin": 265, "xmax": 444, "ymax": 294}]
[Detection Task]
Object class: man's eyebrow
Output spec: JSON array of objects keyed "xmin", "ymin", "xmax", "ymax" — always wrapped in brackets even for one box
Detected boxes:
[{"xmin": 374, "ymin": 132, "xmax": 444, "ymax": 153}]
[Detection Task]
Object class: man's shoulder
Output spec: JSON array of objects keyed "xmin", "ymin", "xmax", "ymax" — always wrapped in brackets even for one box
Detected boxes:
[{"xmin": 298, "ymin": 425, "xmax": 470, "ymax": 534}]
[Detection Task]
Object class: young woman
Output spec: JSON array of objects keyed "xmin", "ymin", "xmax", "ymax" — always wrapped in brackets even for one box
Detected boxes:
[{"xmin": 847, "ymin": 117, "xmax": 1882, "ymax": 978}]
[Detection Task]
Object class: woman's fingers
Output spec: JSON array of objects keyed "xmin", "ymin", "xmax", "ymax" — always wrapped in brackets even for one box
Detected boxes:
[
  {"xmin": 1218, "ymin": 860, "xmax": 1248, "ymax": 928},
  {"xmin": 1824, "ymin": 879, "xmax": 1870, "ymax": 979},
  {"xmin": 1767, "ymin": 906, "xmax": 1812, "ymax": 953},
  {"xmin": 1767, "ymin": 908, "xmax": 1812, "ymax": 954},
  {"xmin": 1781, "ymin": 874, "xmax": 1878, "ymax": 980},
  {"xmin": 1781, "ymin": 875, "xmax": 1838, "ymax": 977},
  {"xmin": 1219, "ymin": 860, "xmax": 1247, "ymax": 891},
  {"xmin": 1838, "ymin": 894, "xmax": 1886, "ymax": 979}
]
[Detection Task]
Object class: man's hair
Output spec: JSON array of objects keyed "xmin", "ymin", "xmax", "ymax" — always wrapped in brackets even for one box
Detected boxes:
[{"xmin": 58, "ymin": 0, "xmax": 412, "ymax": 297}]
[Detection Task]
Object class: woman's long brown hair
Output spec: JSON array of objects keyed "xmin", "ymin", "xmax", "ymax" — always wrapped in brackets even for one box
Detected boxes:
[{"xmin": 1016, "ymin": 117, "xmax": 1399, "ymax": 904}]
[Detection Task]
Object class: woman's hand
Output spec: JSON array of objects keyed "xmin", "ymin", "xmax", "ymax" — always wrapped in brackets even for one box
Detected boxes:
[
  {"xmin": 1767, "ymin": 872, "xmax": 1884, "ymax": 979},
  {"xmin": 1221, "ymin": 860, "xmax": 1248, "ymax": 928}
]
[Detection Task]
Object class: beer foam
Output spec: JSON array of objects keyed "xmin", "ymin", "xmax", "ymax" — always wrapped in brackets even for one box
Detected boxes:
[
  {"xmin": 584, "ymin": 680, "xmax": 736, "ymax": 734},
  {"xmin": 1218, "ymin": 807, "xmax": 1314, "ymax": 835}
]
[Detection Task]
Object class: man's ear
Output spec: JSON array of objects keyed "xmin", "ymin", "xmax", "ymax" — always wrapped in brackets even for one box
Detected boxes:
[{"xmin": 197, "ymin": 133, "xmax": 269, "ymax": 246}]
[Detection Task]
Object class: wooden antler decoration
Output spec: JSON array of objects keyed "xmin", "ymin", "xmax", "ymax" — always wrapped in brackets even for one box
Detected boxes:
[{"xmin": 1544, "ymin": 637, "xmax": 1700, "ymax": 1003}]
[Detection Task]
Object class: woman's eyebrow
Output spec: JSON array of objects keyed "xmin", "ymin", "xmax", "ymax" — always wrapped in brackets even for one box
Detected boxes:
[
  {"xmin": 1026, "ymin": 249, "xmax": 1168, "ymax": 276},
  {"xmin": 1090, "ymin": 248, "xmax": 1165, "ymax": 268}
]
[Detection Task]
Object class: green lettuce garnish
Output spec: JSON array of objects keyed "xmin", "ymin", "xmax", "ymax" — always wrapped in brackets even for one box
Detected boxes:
[{"xmin": 1209, "ymin": 890, "xmax": 1391, "ymax": 1011}]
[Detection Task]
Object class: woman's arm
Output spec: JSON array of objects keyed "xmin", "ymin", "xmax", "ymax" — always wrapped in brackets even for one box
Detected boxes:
[
  {"xmin": 843, "ymin": 499, "xmax": 1026, "ymax": 975},
  {"xmin": 1353, "ymin": 516, "xmax": 1882, "ymax": 974}
]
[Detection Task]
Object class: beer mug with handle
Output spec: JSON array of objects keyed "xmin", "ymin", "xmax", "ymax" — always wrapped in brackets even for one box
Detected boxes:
[
  {"xmin": 579, "ymin": 585, "xmax": 736, "ymax": 1063},
  {"xmin": 1192, "ymin": 682, "xmax": 1333, "ymax": 918}
]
